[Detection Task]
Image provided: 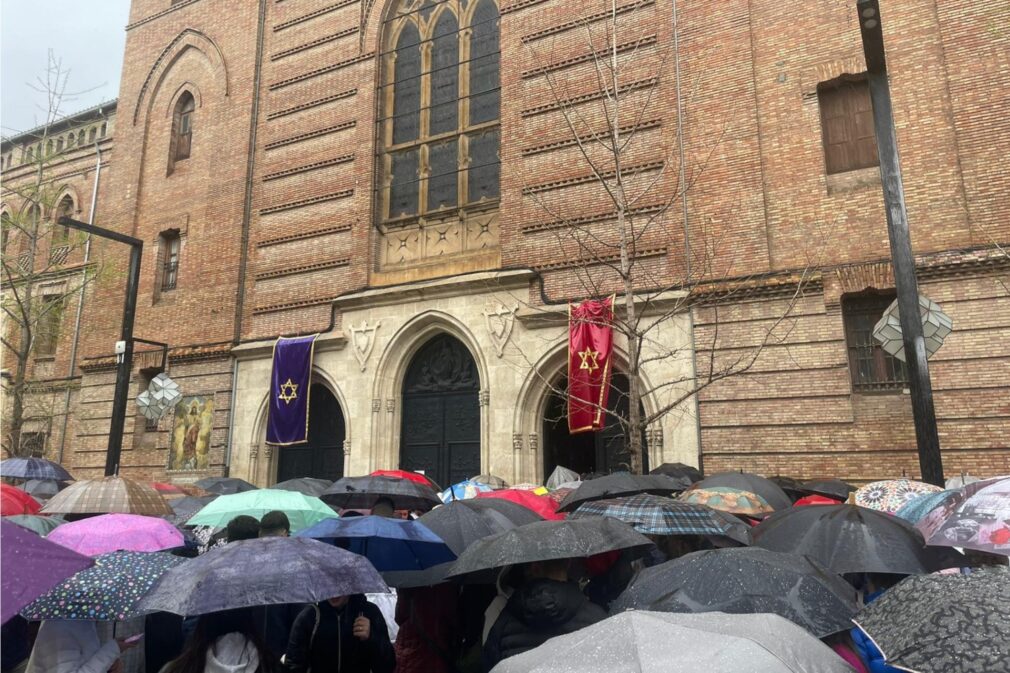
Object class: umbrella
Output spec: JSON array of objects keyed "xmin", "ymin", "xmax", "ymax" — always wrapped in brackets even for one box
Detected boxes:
[
  {"xmin": 945, "ymin": 474, "xmax": 981, "ymax": 489},
  {"xmin": 752, "ymin": 504, "xmax": 960, "ymax": 575},
  {"xmin": 650, "ymin": 462, "xmax": 703, "ymax": 483},
  {"xmin": 794, "ymin": 495, "xmax": 843, "ymax": 507},
  {"xmin": 556, "ymin": 473, "xmax": 690, "ymax": 512},
  {"xmin": 679, "ymin": 487, "xmax": 773, "ymax": 516},
  {"xmin": 696, "ymin": 472, "xmax": 792, "ymax": 511},
  {"xmin": 46, "ymin": 513, "xmax": 184, "ymax": 556},
  {"xmin": 476, "ymin": 488, "xmax": 565, "ymax": 520},
  {"xmin": 151, "ymin": 481, "xmax": 186, "ymax": 496},
  {"xmin": 510, "ymin": 483, "xmax": 547, "ymax": 493},
  {"xmin": 440, "ymin": 479, "xmax": 494, "ymax": 503},
  {"xmin": 370, "ymin": 469, "xmax": 439, "ymax": 489},
  {"xmin": 799, "ymin": 479, "xmax": 854, "ymax": 501},
  {"xmin": 21, "ymin": 551, "xmax": 184, "ymax": 621},
  {"xmin": 384, "ymin": 498, "xmax": 543, "ymax": 588},
  {"xmin": 569, "ymin": 494, "xmax": 751, "ymax": 545},
  {"xmin": 894, "ymin": 489, "xmax": 958, "ymax": 524},
  {"xmin": 546, "ymin": 465, "xmax": 581, "ymax": 490},
  {"xmin": 0, "ymin": 457, "xmax": 73, "ymax": 481},
  {"xmin": 41, "ymin": 476, "xmax": 172, "ymax": 516},
  {"xmin": 854, "ymin": 478, "xmax": 942, "ymax": 514},
  {"xmin": 0, "ymin": 484, "xmax": 41, "ymax": 516},
  {"xmin": 1, "ymin": 521, "xmax": 93, "ymax": 623},
  {"xmin": 22, "ymin": 479, "xmax": 68, "ymax": 500},
  {"xmin": 447, "ymin": 517, "xmax": 653, "ymax": 578},
  {"xmin": 193, "ymin": 476, "xmax": 259, "ymax": 495},
  {"xmin": 272, "ymin": 477, "xmax": 332, "ymax": 497},
  {"xmin": 611, "ymin": 547, "xmax": 859, "ymax": 638},
  {"xmin": 853, "ymin": 568, "xmax": 1010, "ymax": 673},
  {"xmin": 322, "ymin": 475, "xmax": 441, "ymax": 512},
  {"xmin": 140, "ymin": 537, "xmax": 388, "ymax": 616},
  {"xmin": 186, "ymin": 488, "xmax": 338, "ymax": 533},
  {"xmin": 490, "ymin": 611, "xmax": 854, "ymax": 673},
  {"xmin": 2, "ymin": 514, "xmax": 65, "ymax": 536},
  {"xmin": 296, "ymin": 515, "xmax": 456, "ymax": 571},
  {"xmin": 918, "ymin": 476, "xmax": 1010, "ymax": 555},
  {"xmin": 769, "ymin": 476, "xmax": 806, "ymax": 501},
  {"xmin": 473, "ymin": 473, "xmax": 509, "ymax": 489},
  {"xmin": 167, "ymin": 494, "xmax": 218, "ymax": 525}
]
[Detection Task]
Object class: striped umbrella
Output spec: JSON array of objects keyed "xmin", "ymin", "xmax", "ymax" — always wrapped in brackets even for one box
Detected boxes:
[{"xmin": 41, "ymin": 476, "xmax": 172, "ymax": 516}]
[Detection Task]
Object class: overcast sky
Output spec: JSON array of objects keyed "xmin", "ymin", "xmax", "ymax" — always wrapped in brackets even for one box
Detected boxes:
[{"xmin": 1, "ymin": 0, "xmax": 131, "ymax": 136}]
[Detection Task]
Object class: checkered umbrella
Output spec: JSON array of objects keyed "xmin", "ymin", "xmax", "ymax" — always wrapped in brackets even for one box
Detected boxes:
[
  {"xmin": 0, "ymin": 457, "xmax": 73, "ymax": 481},
  {"xmin": 569, "ymin": 494, "xmax": 750, "ymax": 544},
  {"xmin": 41, "ymin": 476, "xmax": 173, "ymax": 516}
]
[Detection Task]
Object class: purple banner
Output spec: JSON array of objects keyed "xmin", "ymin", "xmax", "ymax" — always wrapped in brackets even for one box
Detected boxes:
[{"xmin": 266, "ymin": 334, "xmax": 317, "ymax": 446}]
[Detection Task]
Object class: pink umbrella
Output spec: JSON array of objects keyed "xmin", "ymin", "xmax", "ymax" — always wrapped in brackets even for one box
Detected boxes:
[{"xmin": 46, "ymin": 513, "xmax": 184, "ymax": 556}]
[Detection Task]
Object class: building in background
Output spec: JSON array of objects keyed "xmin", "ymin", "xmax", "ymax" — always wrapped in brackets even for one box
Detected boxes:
[{"xmin": 2, "ymin": 0, "xmax": 1007, "ymax": 485}]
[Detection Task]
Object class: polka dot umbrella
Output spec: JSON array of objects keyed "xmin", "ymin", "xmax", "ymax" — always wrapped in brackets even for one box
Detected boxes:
[{"xmin": 20, "ymin": 551, "xmax": 185, "ymax": 621}]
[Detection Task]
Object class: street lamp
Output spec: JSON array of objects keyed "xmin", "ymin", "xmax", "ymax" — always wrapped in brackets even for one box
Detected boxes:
[
  {"xmin": 856, "ymin": 0, "xmax": 944, "ymax": 485},
  {"xmin": 59, "ymin": 216, "xmax": 142, "ymax": 476}
]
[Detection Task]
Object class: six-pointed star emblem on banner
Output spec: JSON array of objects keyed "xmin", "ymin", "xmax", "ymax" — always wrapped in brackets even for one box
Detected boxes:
[
  {"xmin": 578, "ymin": 348, "xmax": 601, "ymax": 372},
  {"xmin": 278, "ymin": 378, "xmax": 299, "ymax": 404}
]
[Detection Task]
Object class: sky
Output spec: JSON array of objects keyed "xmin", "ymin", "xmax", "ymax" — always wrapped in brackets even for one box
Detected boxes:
[{"xmin": 1, "ymin": 0, "xmax": 131, "ymax": 137}]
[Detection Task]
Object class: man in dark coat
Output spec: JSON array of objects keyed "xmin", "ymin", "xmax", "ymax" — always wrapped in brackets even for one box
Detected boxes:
[
  {"xmin": 482, "ymin": 560, "xmax": 606, "ymax": 670},
  {"xmin": 285, "ymin": 594, "xmax": 395, "ymax": 673}
]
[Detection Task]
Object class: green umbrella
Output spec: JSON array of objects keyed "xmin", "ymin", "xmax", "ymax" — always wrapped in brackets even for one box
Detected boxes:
[
  {"xmin": 3, "ymin": 514, "xmax": 66, "ymax": 536},
  {"xmin": 186, "ymin": 488, "xmax": 338, "ymax": 533}
]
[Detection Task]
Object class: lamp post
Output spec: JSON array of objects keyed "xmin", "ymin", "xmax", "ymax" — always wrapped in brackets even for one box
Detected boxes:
[
  {"xmin": 59, "ymin": 216, "xmax": 143, "ymax": 476},
  {"xmin": 856, "ymin": 0, "xmax": 944, "ymax": 486}
]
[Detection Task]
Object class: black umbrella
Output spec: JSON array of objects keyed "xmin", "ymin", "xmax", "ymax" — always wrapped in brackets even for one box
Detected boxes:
[
  {"xmin": 193, "ymin": 477, "xmax": 258, "ymax": 495},
  {"xmin": 752, "ymin": 504, "xmax": 961, "ymax": 575},
  {"xmin": 446, "ymin": 517, "xmax": 653, "ymax": 578},
  {"xmin": 649, "ymin": 463, "xmax": 702, "ymax": 483},
  {"xmin": 556, "ymin": 473, "xmax": 690, "ymax": 513},
  {"xmin": 611, "ymin": 547, "xmax": 859, "ymax": 637},
  {"xmin": 384, "ymin": 498, "xmax": 543, "ymax": 588},
  {"xmin": 800, "ymin": 479, "xmax": 854, "ymax": 501},
  {"xmin": 697, "ymin": 472, "xmax": 792, "ymax": 511},
  {"xmin": 272, "ymin": 477, "xmax": 332, "ymax": 497},
  {"xmin": 852, "ymin": 568, "xmax": 1010, "ymax": 673},
  {"xmin": 167, "ymin": 495, "xmax": 218, "ymax": 526},
  {"xmin": 321, "ymin": 475, "xmax": 441, "ymax": 512},
  {"xmin": 769, "ymin": 476, "xmax": 806, "ymax": 502}
]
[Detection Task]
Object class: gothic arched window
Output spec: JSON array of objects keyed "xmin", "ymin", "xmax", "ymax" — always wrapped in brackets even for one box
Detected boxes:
[
  {"xmin": 378, "ymin": 0, "xmax": 500, "ymax": 224},
  {"xmin": 169, "ymin": 92, "xmax": 195, "ymax": 172}
]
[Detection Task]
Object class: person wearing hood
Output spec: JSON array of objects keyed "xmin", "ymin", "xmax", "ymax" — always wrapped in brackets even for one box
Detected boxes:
[
  {"xmin": 284, "ymin": 594, "xmax": 395, "ymax": 673},
  {"xmin": 482, "ymin": 559, "xmax": 606, "ymax": 670},
  {"xmin": 159, "ymin": 608, "xmax": 278, "ymax": 673}
]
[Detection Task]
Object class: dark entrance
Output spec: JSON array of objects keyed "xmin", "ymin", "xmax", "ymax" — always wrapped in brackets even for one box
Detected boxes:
[
  {"xmin": 400, "ymin": 334, "xmax": 481, "ymax": 488},
  {"xmin": 543, "ymin": 372, "xmax": 649, "ymax": 477},
  {"xmin": 276, "ymin": 383, "xmax": 346, "ymax": 483}
]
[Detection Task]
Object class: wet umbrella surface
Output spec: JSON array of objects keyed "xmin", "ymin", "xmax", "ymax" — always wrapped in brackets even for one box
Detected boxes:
[
  {"xmin": 0, "ymin": 457, "xmax": 74, "ymax": 481},
  {"xmin": 853, "ymin": 567, "xmax": 1010, "ymax": 673},
  {"xmin": 321, "ymin": 475, "xmax": 442, "ymax": 512},
  {"xmin": 272, "ymin": 477, "xmax": 333, "ymax": 497},
  {"xmin": 569, "ymin": 494, "xmax": 750, "ymax": 545},
  {"xmin": 490, "ymin": 611, "xmax": 855, "ymax": 673},
  {"xmin": 296, "ymin": 515, "xmax": 456, "ymax": 571},
  {"xmin": 556, "ymin": 473, "xmax": 690, "ymax": 512},
  {"xmin": 696, "ymin": 472, "xmax": 792, "ymax": 511},
  {"xmin": 611, "ymin": 547, "xmax": 858, "ymax": 637},
  {"xmin": 41, "ymin": 476, "xmax": 172, "ymax": 516},
  {"xmin": 193, "ymin": 476, "xmax": 259, "ymax": 495}
]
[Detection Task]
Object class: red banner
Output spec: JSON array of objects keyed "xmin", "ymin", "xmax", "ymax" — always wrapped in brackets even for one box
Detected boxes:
[{"xmin": 568, "ymin": 297, "xmax": 615, "ymax": 434}]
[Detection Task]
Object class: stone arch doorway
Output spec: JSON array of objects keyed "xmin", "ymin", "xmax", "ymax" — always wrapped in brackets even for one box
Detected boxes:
[
  {"xmin": 400, "ymin": 333, "xmax": 481, "ymax": 487},
  {"xmin": 542, "ymin": 372, "xmax": 649, "ymax": 477},
  {"xmin": 276, "ymin": 383, "xmax": 346, "ymax": 483}
]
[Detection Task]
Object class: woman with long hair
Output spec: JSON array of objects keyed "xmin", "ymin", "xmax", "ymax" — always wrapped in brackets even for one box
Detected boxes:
[{"xmin": 159, "ymin": 608, "xmax": 278, "ymax": 673}]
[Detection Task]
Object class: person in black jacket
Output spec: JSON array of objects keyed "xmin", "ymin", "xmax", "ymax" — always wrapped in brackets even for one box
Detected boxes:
[
  {"xmin": 284, "ymin": 594, "xmax": 395, "ymax": 673},
  {"xmin": 482, "ymin": 559, "xmax": 606, "ymax": 670}
]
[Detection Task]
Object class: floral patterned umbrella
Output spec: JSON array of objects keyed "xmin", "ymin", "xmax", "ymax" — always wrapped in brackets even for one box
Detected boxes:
[
  {"xmin": 854, "ymin": 479, "xmax": 942, "ymax": 514},
  {"xmin": 678, "ymin": 487, "xmax": 773, "ymax": 517},
  {"xmin": 21, "ymin": 551, "xmax": 185, "ymax": 621}
]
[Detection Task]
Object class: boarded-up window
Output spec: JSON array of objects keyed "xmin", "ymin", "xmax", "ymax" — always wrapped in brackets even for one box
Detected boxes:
[
  {"xmin": 842, "ymin": 293, "xmax": 908, "ymax": 392},
  {"xmin": 36, "ymin": 295, "xmax": 64, "ymax": 356},
  {"xmin": 818, "ymin": 77, "xmax": 879, "ymax": 175}
]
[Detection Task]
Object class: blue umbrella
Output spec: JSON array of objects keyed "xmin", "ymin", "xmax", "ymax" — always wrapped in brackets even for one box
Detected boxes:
[
  {"xmin": 140, "ymin": 537, "xmax": 388, "ymax": 616},
  {"xmin": 297, "ymin": 515, "xmax": 456, "ymax": 571},
  {"xmin": 0, "ymin": 457, "xmax": 73, "ymax": 481},
  {"xmin": 439, "ymin": 479, "xmax": 494, "ymax": 503},
  {"xmin": 895, "ymin": 490, "xmax": 958, "ymax": 524}
]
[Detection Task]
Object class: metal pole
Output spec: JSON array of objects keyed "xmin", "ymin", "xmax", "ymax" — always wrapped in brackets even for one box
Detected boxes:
[
  {"xmin": 59, "ymin": 217, "xmax": 143, "ymax": 477},
  {"xmin": 856, "ymin": 0, "xmax": 944, "ymax": 486}
]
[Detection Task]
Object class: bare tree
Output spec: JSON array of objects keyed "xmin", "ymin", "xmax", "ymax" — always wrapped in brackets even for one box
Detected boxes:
[
  {"xmin": 1, "ymin": 54, "xmax": 106, "ymax": 458},
  {"xmin": 510, "ymin": 1, "xmax": 817, "ymax": 474}
]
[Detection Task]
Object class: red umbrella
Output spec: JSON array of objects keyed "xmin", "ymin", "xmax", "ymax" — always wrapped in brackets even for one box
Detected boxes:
[
  {"xmin": 795, "ymin": 494, "xmax": 842, "ymax": 507},
  {"xmin": 476, "ymin": 489, "xmax": 565, "ymax": 521},
  {"xmin": 1, "ymin": 484, "xmax": 42, "ymax": 516},
  {"xmin": 370, "ymin": 470, "xmax": 438, "ymax": 488}
]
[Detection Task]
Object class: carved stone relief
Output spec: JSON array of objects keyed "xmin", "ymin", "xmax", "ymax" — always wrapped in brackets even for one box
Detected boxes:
[
  {"xmin": 512, "ymin": 433, "xmax": 524, "ymax": 452},
  {"xmin": 343, "ymin": 439, "xmax": 352, "ymax": 456},
  {"xmin": 349, "ymin": 320, "xmax": 382, "ymax": 371},
  {"xmin": 378, "ymin": 211, "xmax": 500, "ymax": 270},
  {"xmin": 484, "ymin": 302, "xmax": 518, "ymax": 357}
]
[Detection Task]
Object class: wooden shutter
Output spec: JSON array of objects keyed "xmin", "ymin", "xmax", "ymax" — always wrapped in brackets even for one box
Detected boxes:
[{"xmin": 819, "ymin": 79, "xmax": 879, "ymax": 174}]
